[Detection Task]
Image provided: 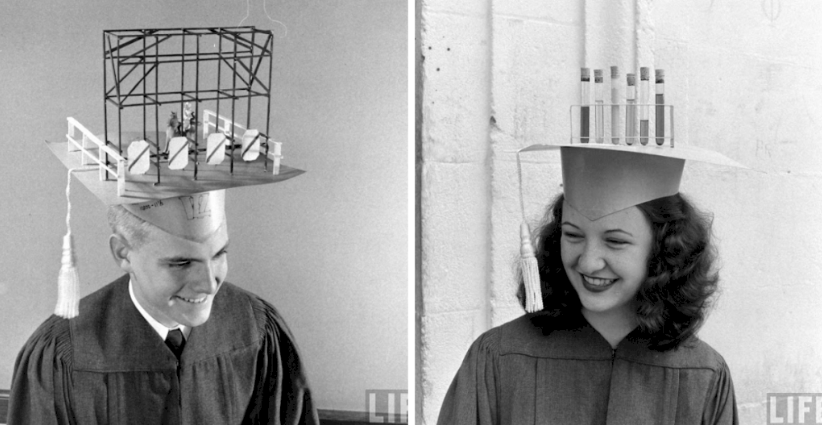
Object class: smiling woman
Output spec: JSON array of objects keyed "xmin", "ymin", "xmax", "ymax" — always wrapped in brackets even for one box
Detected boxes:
[
  {"xmin": 436, "ymin": 143, "xmax": 740, "ymax": 425},
  {"xmin": 528, "ymin": 192, "xmax": 718, "ymax": 351},
  {"xmin": 560, "ymin": 199, "xmax": 655, "ymax": 348}
]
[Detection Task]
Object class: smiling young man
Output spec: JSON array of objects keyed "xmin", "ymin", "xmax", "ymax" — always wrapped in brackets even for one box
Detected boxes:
[{"xmin": 9, "ymin": 190, "xmax": 319, "ymax": 425}]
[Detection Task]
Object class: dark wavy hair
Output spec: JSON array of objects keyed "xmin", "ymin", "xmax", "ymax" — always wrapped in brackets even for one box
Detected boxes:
[{"xmin": 517, "ymin": 193, "xmax": 719, "ymax": 351}]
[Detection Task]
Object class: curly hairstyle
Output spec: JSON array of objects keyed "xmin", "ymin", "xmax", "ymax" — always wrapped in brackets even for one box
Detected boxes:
[{"xmin": 517, "ymin": 193, "xmax": 719, "ymax": 351}]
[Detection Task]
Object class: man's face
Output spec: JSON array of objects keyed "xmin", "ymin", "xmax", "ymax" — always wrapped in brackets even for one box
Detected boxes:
[{"xmin": 124, "ymin": 222, "xmax": 229, "ymax": 328}]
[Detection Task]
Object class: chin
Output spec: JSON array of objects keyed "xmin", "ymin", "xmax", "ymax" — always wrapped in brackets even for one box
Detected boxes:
[
  {"xmin": 180, "ymin": 314, "xmax": 212, "ymax": 328},
  {"xmin": 575, "ymin": 290, "xmax": 620, "ymax": 315},
  {"xmin": 176, "ymin": 304, "xmax": 214, "ymax": 328}
]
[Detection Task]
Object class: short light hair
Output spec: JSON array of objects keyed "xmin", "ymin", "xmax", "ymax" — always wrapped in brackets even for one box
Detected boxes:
[{"xmin": 107, "ymin": 205, "xmax": 157, "ymax": 249}]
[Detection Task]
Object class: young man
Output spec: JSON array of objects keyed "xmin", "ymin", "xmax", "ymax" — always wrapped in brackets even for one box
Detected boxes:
[{"xmin": 8, "ymin": 190, "xmax": 318, "ymax": 424}]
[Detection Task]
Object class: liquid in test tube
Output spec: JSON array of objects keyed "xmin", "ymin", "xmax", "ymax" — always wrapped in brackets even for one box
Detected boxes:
[
  {"xmin": 625, "ymin": 73, "xmax": 637, "ymax": 145},
  {"xmin": 594, "ymin": 69, "xmax": 604, "ymax": 144},
  {"xmin": 580, "ymin": 68, "xmax": 590, "ymax": 143},
  {"xmin": 639, "ymin": 67, "xmax": 650, "ymax": 145},
  {"xmin": 611, "ymin": 66, "xmax": 621, "ymax": 144},
  {"xmin": 655, "ymin": 69, "xmax": 665, "ymax": 146}
]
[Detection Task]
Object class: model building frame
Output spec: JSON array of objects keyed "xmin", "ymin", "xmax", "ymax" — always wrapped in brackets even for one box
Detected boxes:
[{"xmin": 51, "ymin": 27, "xmax": 301, "ymax": 205}]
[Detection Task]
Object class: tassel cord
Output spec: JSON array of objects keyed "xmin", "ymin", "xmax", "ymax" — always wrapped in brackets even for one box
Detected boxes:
[
  {"xmin": 517, "ymin": 150, "xmax": 544, "ymax": 313},
  {"xmin": 55, "ymin": 167, "xmax": 95, "ymax": 319}
]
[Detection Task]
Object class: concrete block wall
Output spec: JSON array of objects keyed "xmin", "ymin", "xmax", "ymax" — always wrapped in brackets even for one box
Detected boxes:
[
  {"xmin": 418, "ymin": 1, "xmax": 822, "ymax": 424},
  {"xmin": 418, "ymin": 1, "xmax": 492, "ymax": 424}
]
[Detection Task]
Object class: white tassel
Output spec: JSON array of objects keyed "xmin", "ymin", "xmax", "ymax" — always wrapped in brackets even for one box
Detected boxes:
[
  {"xmin": 520, "ymin": 222, "xmax": 543, "ymax": 313},
  {"xmin": 55, "ymin": 233, "xmax": 79, "ymax": 318},
  {"xmin": 54, "ymin": 168, "xmax": 86, "ymax": 319}
]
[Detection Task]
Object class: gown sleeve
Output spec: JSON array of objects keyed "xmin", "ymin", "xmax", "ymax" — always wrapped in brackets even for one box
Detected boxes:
[
  {"xmin": 243, "ymin": 299, "xmax": 320, "ymax": 425},
  {"xmin": 702, "ymin": 356, "xmax": 738, "ymax": 425},
  {"xmin": 436, "ymin": 330, "xmax": 499, "ymax": 425},
  {"xmin": 7, "ymin": 315, "xmax": 74, "ymax": 425}
]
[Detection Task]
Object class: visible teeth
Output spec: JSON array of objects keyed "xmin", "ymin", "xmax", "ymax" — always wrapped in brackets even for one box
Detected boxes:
[
  {"xmin": 177, "ymin": 296, "xmax": 207, "ymax": 304},
  {"xmin": 583, "ymin": 275, "xmax": 616, "ymax": 286}
]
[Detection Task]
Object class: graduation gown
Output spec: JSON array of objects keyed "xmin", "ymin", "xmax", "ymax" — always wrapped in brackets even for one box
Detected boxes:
[
  {"xmin": 8, "ymin": 275, "xmax": 319, "ymax": 425},
  {"xmin": 437, "ymin": 313, "xmax": 737, "ymax": 425}
]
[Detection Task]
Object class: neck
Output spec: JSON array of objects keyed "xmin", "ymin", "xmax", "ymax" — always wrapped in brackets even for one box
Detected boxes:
[{"xmin": 581, "ymin": 306, "xmax": 638, "ymax": 349}]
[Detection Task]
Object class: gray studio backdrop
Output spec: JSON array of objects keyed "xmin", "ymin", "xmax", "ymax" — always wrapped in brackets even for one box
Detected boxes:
[{"xmin": 0, "ymin": 0, "xmax": 407, "ymax": 414}]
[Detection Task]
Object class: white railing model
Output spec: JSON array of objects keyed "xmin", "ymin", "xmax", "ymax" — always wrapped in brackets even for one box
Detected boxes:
[{"xmin": 66, "ymin": 117, "xmax": 126, "ymax": 196}]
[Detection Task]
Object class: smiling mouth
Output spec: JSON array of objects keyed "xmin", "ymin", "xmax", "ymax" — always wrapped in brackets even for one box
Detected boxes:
[
  {"xmin": 581, "ymin": 274, "xmax": 618, "ymax": 288},
  {"xmin": 174, "ymin": 295, "xmax": 208, "ymax": 304}
]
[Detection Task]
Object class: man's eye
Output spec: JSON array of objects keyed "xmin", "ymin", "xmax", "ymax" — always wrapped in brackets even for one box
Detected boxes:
[{"xmin": 168, "ymin": 262, "xmax": 190, "ymax": 269}]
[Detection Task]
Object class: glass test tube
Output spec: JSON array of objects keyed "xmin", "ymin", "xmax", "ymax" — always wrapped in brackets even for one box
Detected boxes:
[
  {"xmin": 655, "ymin": 69, "xmax": 665, "ymax": 146},
  {"xmin": 639, "ymin": 67, "xmax": 650, "ymax": 145},
  {"xmin": 594, "ymin": 69, "xmax": 604, "ymax": 143},
  {"xmin": 610, "ymin": 66, "xmax": 621, "ymax": 144},
  {"xmin": 625, "ymin": 73, "xmax": 637, "ymax": 145},
  {"xmin": 580, "ymin": 68, "xmax": 590, "ymax": 143}
]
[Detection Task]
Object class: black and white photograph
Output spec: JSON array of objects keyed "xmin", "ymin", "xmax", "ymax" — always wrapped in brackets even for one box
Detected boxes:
[
  {"xmin": 0, "ymin": 0, "xmax": 407, "ymax": 423},
  {"xmin": 4, "ymin": 0, "xmax": 822, "ymax": 424},
  {"xmin": 416, "ymin": 0, "xmax": 822, "ymax": 424}
]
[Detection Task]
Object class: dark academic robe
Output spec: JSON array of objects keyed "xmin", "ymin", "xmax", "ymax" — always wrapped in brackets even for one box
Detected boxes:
[
  {"xmin": 8, "ymin": 275, "xmax": 319, "ymax": 425},
  {"xmin": 437, "ymin": 313, "xmax": 737, "ymax": 425}
]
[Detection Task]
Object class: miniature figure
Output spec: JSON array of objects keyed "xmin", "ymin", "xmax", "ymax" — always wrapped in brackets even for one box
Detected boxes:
[{"xmin": 165, "ymin": 111, "xmax": 181, "ymax": 153}]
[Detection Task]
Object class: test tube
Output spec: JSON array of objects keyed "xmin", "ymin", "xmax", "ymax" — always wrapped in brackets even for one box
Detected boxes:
[
  {"xmin": 625, "ymin": 73, "xmax": 637, "ymax": 145},
  {"xmin": 610, "ymin": 66, "xmax": 621, "ymax": 144},
  {"xmin": 655, "ymin": 69, "xmax": 665, "ymax": 146},
  {"xmin": 639, "ymin": 67, "xmax": 650, "ymax": 145},
  {"xmin": 580, "ymin": 68, "xmax": 590, "ymax": 143},
  {"xmin": 594, "ymin": 69, "xmax": 604, "ymax": 144}
]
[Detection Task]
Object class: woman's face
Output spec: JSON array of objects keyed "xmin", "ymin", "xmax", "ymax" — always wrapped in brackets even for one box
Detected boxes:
[{"xmin": 560, "ymin": 201, "xmax": 653, "ymax": 319}]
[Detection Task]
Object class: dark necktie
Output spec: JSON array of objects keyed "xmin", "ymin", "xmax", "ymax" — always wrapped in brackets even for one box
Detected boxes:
[{"xmin": 165, "ymin": 328, "xmax": 186, "ymax": 360}]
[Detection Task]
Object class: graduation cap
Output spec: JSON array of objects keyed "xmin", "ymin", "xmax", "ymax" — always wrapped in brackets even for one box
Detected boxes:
[
  {"xmin": 516, "ymin": 113, "xmax": 746, "ymax": 313},
  {"xmin": 49, "ymin": 121, "xmax": 304, "ymax": 319}
]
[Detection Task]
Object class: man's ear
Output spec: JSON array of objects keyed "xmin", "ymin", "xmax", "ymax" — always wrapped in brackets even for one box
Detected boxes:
[{"xmin": 109, "ymin": 234, "xmax": 134, "ymax": 272}]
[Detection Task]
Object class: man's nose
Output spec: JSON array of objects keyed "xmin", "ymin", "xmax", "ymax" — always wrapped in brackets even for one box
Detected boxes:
[{"xmin": 192, "ymin": 262, "xmax": 221, "ymax": 294}]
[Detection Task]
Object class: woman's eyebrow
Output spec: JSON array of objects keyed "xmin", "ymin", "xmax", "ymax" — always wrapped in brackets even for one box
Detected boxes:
[
  {"xmin": 605, "ymin": 229, "xmax": 634, "ymax": 237},
  {"xmin": 561, "ymin": 221, "xmax": 580, "ymax": 229}
]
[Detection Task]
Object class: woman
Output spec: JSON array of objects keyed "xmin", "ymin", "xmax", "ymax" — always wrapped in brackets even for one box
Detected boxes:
[{"xmin": 437, "ymin": 144, "xmax": 740, "ymax": 425}]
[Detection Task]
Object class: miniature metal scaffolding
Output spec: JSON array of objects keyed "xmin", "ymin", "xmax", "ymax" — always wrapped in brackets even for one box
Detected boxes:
[{"xmin": 102, "ymin": 27, "xmax": 275, "ymax": 182}]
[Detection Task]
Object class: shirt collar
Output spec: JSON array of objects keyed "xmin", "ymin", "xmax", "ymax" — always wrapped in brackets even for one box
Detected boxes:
[{"xmin": 129, "ymin": 279, "xmax": 189, "ymax": 340}]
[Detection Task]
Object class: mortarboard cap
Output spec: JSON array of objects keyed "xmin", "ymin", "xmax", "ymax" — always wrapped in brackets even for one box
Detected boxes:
[
  {"xmin": 519, "ymin": 142, "xmax": 745, "ymax": 221},
  {"xmin": 48, "ymin": 124, "xmax": 304, "ymax": 319},
  {"xmin": 47, "ymin": 127, "xmax": 303, "ymax": 240}
]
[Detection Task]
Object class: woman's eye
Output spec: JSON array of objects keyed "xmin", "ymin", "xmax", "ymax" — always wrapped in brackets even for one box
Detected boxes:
[
  {"xmin": 606, "ymin": 239, "xmax": 628, "ymax": 246},
  {"xmin": 562, "ymin": 231, "xmax": 582, "ymax": 239}
]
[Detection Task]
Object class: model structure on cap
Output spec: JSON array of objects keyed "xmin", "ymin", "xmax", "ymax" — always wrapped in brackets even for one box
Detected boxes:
[{"xmin": 48, "ymin": 27, "xmax": 303, "ymax": 205}]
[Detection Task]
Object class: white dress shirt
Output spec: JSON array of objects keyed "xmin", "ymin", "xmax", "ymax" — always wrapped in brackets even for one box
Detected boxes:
[{"xmin": 129, "ymin": 279, "xmax": 190, "ymax": 341}]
